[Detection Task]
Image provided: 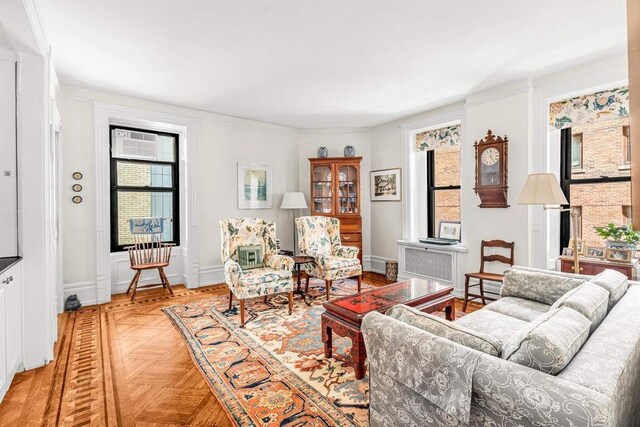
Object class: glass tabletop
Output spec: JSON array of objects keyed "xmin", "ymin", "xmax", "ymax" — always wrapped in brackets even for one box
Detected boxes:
[{"xmin": 330, "ymin": 279, "xmax": 451, "ymax": 314}]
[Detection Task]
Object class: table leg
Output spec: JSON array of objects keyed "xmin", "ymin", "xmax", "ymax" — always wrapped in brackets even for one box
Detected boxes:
[
  {"xmin": 322, "ymin": 317, "xmax": 333, "ymax": 359},
  {"xmin": 352, "ymin": 332, "xmax": 366, "ymax": 380},
  {"xmin": 297, "ymin": 265, "xmax": 302, "ymax": 292},
  {"xmin": 445, "ymin": 301, "xmax": 455, "ymax": 321}
]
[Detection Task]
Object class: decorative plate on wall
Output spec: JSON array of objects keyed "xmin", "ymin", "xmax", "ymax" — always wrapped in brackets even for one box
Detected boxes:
[
  {"xmin": 72, "ymin": 172, "xmax": 83, "ymax": 180},
  {"xmin": 72, "ymin": 184, "xmax": 82, "ymax": 192},
  {"xmin": 72, "ymin": 196, "xmax": 83, "ymax": 204}
]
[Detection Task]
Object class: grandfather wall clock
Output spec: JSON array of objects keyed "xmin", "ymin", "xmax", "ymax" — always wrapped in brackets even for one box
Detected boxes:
[{"xmin": 474, "ymin": 130, "xmax": 509, "ymax": 208}]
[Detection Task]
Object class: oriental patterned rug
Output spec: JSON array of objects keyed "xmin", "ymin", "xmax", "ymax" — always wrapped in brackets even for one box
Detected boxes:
[{"xmin": 163, "ymin": 279, "xmax": 458, "ymax": 426}]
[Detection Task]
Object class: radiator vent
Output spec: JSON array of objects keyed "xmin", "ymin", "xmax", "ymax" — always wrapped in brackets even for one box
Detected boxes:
[{"xmin": 405, "ymin": 247, "xmax": 453, "ymax": 282}]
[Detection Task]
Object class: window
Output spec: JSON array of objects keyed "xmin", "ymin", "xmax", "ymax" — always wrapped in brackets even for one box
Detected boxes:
[
  {"xmin": 426, "ymin": 145, "xmax": 461, "ymax": 237},
  {"xmin": 571, "ymin": 133, "xmax": 583, "ymax": 169},
  {"xmin": 110, "ymin": 125, "xmax": 180, "ymax": 252},
  {"xmin": 623, "ymin": 125, "xmax": 631, "ymax": 166},
  {"xmin": 560, "ymin": 122, "xmax": 631, "ymax": 251}
]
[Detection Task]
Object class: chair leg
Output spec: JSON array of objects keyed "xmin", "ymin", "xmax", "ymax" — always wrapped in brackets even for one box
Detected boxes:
[
  {"xmin": 130, "ymin": 271, "xmax": 141, "ymax": 301},
  {"xmin": 356, "ymin": 275, "xmax": 362, "ymax": 293},
  {"xmin": 305, "ymin": 274, "xmax": 310, "ymax": 294},
  {"xmin": 228, "ymin": 289, "xmax": 233, "ymax": 311},
  {"xmin": 325, "ymin": 280, "xmax": 332, "ymax": 300},
  {"xmin": 478, "ymin": 279, "xmax": 487, "ymax": 305},
  {"xmin": 127, "ymin": 271, "xmax": 140, "ymax": 295},
  {"xmin": 462, "ymin": 275, "xmax": 470, "ymax": 312},
  {"xmin": 159, "ymin": 267, "xmax": 174, "ymax": 296},
  {"xmin": 288, "ymin": 291, "xmax": 293, "ymax": 315},
  {"xmin": 240, "ymin": 299, "xmax": 246, "ymax": 328}
]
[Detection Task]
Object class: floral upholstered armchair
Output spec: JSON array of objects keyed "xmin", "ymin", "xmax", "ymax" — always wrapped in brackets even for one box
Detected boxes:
[
  {"xmin": 295, "ymin": 216, "xmax": 362, "ymax": 299},
  {"xmin": 219, "ymin": 218, "xmax": 294, "ymax": 327}
]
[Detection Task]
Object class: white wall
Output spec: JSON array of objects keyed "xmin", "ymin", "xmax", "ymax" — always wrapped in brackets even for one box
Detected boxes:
[
  {"xmin": 0, "ymin": 58, "xmax": 17, "ymax": 258},
  {"xmin": 297, "ymin": 130, "xmax": 372, "ymax": 265},
  {"xmin": 59, "ymin": 86, "xmax": 300, "ymax": 302}
]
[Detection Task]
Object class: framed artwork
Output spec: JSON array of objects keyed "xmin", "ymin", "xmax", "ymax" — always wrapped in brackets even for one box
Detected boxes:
[
  {"xmin": 438, "ymin": 220, "xmax": 461, "ymax": 241},
  {"xmin": 370, "ymin": 168, "xmax": 401, "ymax": 201},
  {"xmin": 585, "ymin": 246, "xmax": 605, "ymax": 259},
  {"xmin": 606, "ymin": 247, "xmax": 633, "ymax": 263},
  {"xmin": 562, "ymin": 247, "xmax": 574, "ymax": 256},
  {"xmin": 570, "ymin": 239, "xmax": 584, "ymax": 255},
  {"xmin": 238, "ymin": 163, "xmax": 272, "ymax": 209}
]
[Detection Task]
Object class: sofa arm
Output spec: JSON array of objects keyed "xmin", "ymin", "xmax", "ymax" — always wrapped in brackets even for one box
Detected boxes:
[
  {"xmin": 264, "ymin": 253, "xmax": 294, "ymax": 271},
  {"xmin": 334, "ymin": 245, "xmax": 359, "ymax": 258},
  {"xmin": 362, "ymin": 311, "xmax": 612, "ymax": 427},
  {"xmin": 224, "ymin": 260, "xmax": 242, "ymax": 287}
]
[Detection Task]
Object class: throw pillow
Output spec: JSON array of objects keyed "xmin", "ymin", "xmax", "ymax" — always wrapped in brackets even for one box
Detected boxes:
[
  {"xmin": 501, "ymin": 307, "xmax": 591, "ymax": 375},
  {"xmin": 589, "ymin": 269, "xmax": 628, "ymax": 312},
  {"xmin": 551, "ymin": 282, "xmax": 609, "ymax": 333},
  {"xmin": 500, "ymin": 268, "xmax": 585, "ymax": 305},
  {"xmin": 386, "ymin": 304, "xmax": 502, "ymax": 356}
]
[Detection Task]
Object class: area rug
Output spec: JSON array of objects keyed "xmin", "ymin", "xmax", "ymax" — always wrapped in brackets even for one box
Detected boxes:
[{"xmin": 163, "ymin": 279, "xmax": 458, "ymax": 426}]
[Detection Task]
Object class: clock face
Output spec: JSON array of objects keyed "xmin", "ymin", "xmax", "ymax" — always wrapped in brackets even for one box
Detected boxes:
[{"xmin": 481, "ymin": 147, "xmax": 500, "ymax": 165}]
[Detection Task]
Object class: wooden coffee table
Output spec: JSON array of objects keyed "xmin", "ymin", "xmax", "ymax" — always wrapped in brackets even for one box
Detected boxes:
[{"xmin": 321, "ymin": 278, "xmax": 455, "ymax": 380}]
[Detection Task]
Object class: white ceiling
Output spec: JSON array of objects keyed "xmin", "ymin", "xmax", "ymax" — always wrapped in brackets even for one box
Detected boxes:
[{"xmin": 36, "ymin": 0, "xmax": 627, "ymax": 128}]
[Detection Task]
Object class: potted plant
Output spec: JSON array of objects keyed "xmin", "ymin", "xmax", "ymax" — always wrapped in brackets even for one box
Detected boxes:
[{"xmin": 594, "ymin": 223, "xmax": 640, "ymax": 253}]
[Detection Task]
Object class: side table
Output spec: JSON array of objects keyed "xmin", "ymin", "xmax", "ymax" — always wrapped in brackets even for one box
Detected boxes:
[{"xmin": 293, "ymin": 255, "xmax": 315, "ymax": 306}]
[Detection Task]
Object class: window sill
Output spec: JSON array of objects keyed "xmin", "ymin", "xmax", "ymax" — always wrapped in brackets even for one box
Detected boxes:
[
  {"xmin": 571, "ymin": 168, "xmax": 586, "ymax": 174},
  {"xmin": 397, "ymin": 239, "xmax": 468, "ymax": 253},
  {"xmin": 618, "ymin": 165, "xmax": 631, "ymax": 171}
]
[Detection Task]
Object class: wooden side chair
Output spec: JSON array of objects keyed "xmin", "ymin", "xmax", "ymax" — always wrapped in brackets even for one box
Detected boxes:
[
  {"xmin": 462, "ymin": 240, "xmax": 514, "ymax": 312},
  {"xmin": 125, "ymin": 218, "xmax": 174, "ymax": 301}
]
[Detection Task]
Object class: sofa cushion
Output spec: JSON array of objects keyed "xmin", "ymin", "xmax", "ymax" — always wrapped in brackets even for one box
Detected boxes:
[
  {"xmin": 455, "ymin": 309, "xmax": 529, "ymax": 347},
  {"xmin": 551, "ymin": 282, "xmax": 609, "ymax": 333},
  {"xmin": 501, "ymin": 307, "xmax": 591, "ymax": 375},
  {"xmin": 589, "ymin": 269, "xmax": 628, "ymax": 311},
  {"xmin": 484, "ymin": 297, "xmax": 551, "ymax": 321},
  {"xmin": 500, "ymin": 268, "xmax": 586, "ymax": 305},
  {"xmin": 386, "ymin": 304, "xmax": 502, "ymax": 356}
]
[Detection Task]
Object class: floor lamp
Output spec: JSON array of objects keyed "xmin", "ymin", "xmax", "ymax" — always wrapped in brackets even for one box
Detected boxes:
[
  {"xmin": 281, "ymin": 192, "xmax": 308, "ymax": 255},
  {"xmin": 519, "ymin": 173, "xmax": 581, "ymax": 274}
]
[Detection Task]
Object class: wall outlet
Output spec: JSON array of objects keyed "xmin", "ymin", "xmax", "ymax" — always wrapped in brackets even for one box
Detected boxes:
[{"xmin": 3, "ymin": 171, "xmax": 11, "ymax": 177}]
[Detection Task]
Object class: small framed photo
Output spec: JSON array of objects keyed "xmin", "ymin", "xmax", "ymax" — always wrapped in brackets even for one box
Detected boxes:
[
  {"xmin": 562, "ymin": 247, "xmax": 574, "ymax": 257},
  {"xmin": 606, "ymin": 248, "xmax": 633, "ymax": 263},
  {"xmin": 370, "ymin": 168, "xmax": 401, "ymax": 201},
  {"xmin": 585, "ymin": 246, "xmax": 605, "ymax": 259},
  {"xmin": 238, "ymin": 163, "xmax": 272, "ymax": 209},
  {"xmin": 438, "ymin": 220, "xmax": 461, "ymax": 241},
  {"xmin": 569, "ymin": 239, "xmax": 584, "ymax": 255}
]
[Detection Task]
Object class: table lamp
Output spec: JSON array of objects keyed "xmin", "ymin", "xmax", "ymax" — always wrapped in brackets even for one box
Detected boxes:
[
  {"xmin": 518, "ymin": 173, "xmax": 581, "ymax": 273},
  {"xmin": 281, "ymin": 192, "xmax": 308, "ymax": 254}
]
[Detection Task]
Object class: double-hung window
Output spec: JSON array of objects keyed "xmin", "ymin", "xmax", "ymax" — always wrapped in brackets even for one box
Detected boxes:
[
  {"xmin": 426, "ymin": 145, "xmax": 461, "ymax": 237},
  {"xmin": 110, "ymin": 125, "xmax": 180, "ymax": 252}
]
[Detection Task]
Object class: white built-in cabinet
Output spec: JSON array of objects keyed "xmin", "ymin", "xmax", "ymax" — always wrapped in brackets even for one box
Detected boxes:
[{"xmin": 0, "ymin": 261, "xmax": 23, "ymax": 402}]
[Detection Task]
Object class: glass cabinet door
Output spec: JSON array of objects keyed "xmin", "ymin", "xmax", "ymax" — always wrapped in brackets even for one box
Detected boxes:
[
  {"xmin": 338, "ymin": 165, "xmax": 358, "ymax": 214},
  {"xmin": 312, "ymin": 165, "xmax": 333, "ymax": 214}
]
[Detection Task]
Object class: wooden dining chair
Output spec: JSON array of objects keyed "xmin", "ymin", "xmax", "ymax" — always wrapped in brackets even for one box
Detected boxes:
[
  {"xmin": 462, "ymin": 240, "xmax": 514, "ymax": 312},
  {"xmin": 125, "ymin": 218, "xmax": 175, "ymax": 301}
]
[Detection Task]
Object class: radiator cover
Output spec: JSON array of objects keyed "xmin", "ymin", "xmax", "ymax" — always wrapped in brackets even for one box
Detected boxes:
[{"xmin": 404, "ymin": 247, "xmax": 454, "ymax": 282}]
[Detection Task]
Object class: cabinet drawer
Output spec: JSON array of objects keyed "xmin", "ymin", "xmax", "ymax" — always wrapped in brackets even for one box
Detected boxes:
[
  {"xmin": 561, "ymin": 260, "xmax": 594, "ymax": 275},
  {"xmin": 341, "ymin": 233, "xmax": 361, "ymax": 243}
]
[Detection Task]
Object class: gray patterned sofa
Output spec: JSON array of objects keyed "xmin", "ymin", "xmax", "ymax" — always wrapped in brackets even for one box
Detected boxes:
[{"xmin": 361, "ymin": 266, "xmax": 640, "ymax": 427}]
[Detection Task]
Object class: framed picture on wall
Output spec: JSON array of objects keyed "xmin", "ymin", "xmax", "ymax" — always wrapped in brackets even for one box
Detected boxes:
[
  {"xmin": 237, "ymin": 163, "xmax": 272, "ymax": 209},
  {"xmin": 370, "ymin": 168, "xmax": 401, "ymax": 201}
]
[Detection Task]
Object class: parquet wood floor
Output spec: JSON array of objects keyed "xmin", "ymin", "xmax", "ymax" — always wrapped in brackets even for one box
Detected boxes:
[{"xmin": 0, "ymin": 273, "xmax": 480, "ymax": 426}]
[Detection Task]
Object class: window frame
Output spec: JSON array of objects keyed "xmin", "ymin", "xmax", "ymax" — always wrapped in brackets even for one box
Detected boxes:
[
  {"xmin": 571, "ymin": 132, "xmax": 583, "ymax": 170},
  {"xmin": 623, "ymin": 125, "xmax": 631, "ymax": 166},
  {"xmin": 559, "ymin": 128, "xmax": 630, "ymax": 251},
  {"xmin": 109, "ymin": 125, "xmax": 180, "ymax": 252},
  {"xmin": 426, "ymin": 150, "xmax": 461, "ymax": 238}
]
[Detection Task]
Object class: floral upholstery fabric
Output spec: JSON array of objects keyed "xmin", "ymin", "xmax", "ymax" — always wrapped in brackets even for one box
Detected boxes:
[
  {"xmin": 363, "ymin": 311, "xmax": 481, "ymax": 423},
  {"xmin": 501, "ymin": 268, "xmax": 586, "ymax": 305},
  {"xmin": 501, "ymin": 307, "xmax": 591, "ymax": 375},
  {"xmin": 219, "ymin": 218, "xmax": 293, "ymax": 299},
  {"xmin": 295, "ymin": 216, "xmax": 362, "ymax": 281},
  {"xmin": 551, "ymin": 282, "xmax": 609, "ymax": 333},
  {"xmin": 484, "ymin": 296, "xmax": 551, "ymax": 322},
  {"xmin": 589, "ymin": 269, "xmax": 628, "ymax": 311},
  {"xmin": 363, "ymin": 311, "xmax": 612, "ymax": 427},
  {"xmin": 386, "ymin": 305, "xmax": 502, "ymax": 356}
]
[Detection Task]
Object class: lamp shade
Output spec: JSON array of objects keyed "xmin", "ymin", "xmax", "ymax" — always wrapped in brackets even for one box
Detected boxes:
[
  {"xmin": 518, "ymin": 173, "xmax": 568, "ymax": 206},
  {"xmin": 280, "ymin": 192, "xmax": 308, "ymax": 209}
]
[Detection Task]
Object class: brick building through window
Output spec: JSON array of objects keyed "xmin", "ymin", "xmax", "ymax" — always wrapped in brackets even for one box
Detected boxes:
[{"xmin": 427, "ymin": 145, "xmax": 461, "ymax": 237}]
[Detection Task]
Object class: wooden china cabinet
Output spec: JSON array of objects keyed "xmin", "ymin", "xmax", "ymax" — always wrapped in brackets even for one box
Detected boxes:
[{"xmin": 309, "ymin": 157, "xmax": 363, "ymax": 263}]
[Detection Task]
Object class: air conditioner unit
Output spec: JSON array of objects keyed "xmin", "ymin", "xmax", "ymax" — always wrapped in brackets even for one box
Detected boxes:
[{"xmin": 113, "ymin": 129, "xmax": 159, "ymax": 160}]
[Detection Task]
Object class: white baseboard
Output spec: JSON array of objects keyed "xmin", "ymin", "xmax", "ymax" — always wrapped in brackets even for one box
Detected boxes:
[
  {"xmin": 112, "ymin": 272, "xmax": 182, "ymax": 295},
  {"xmin": 368, "ymin": 255, "xmax": 395, "ymax": 275},
  {"xmin": 198, "ymin": 265, "xmax": 225, "ymax": 286},
  {"xmin": 63, "ymin": 281, "xmax": 98, "ymax": 307}
]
